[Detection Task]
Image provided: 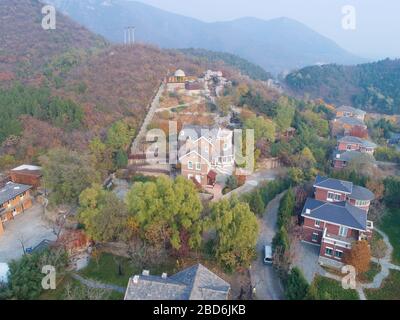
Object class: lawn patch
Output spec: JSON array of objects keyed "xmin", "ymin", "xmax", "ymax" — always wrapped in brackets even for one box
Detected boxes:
[
  {"xmin": 365, "ymin": 269, "xmax": 400, "ymax": 300},
  {"xmin": 78, "ymin": 252, "xmax": 177, "ymax": 287},
  {"xmin": 310, "ymin": 275, "xmax": 359, "ymax": 300},
  {"xmin": 380, "ymin": 208, "xmax": 400, "ymax": 265}
]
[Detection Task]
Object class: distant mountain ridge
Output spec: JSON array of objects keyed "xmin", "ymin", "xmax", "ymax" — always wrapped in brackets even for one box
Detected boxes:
[
  {"xmin": 45, "ymin": 0, "xmax": 364, "ymax": 74},
  {"xmin": 285, "ymin": 59, "xmax": 400, "ymax": 115}
]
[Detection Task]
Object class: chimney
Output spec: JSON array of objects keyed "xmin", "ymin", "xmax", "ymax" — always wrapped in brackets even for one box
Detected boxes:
[
  {"xmin": 142, "ymin": 270, "xmax": 150, "ymax": 276},
  {"xmin": 161, "ymin": 273, "xmax": 168, "ymax": 279},
  {"xmin": 305, "ymin": 209, "xmax": 311, "ymax": 214},
  {"xmin": 133, "ymin": 275, "xmax": 140, "ymax": 284}
]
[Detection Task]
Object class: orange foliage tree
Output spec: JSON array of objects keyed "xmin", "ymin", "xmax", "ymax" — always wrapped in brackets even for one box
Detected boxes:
[{"xmin": 344, "ymin": 240, "xmax": 371, "ymax": 274}]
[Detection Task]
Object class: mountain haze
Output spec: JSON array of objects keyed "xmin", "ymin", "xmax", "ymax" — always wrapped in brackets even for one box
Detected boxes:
[{"xmin": 46, "ymin": 0, "xmax": 364, "ymax": 74}]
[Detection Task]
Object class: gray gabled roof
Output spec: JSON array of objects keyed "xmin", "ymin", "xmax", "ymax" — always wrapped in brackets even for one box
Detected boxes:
[
  {"xmin": 302, "ymin": 198, "xmax": 367, "ymax": 230},
  {"xmin": 332, "ymin": 150, "xmax": 375, "ymax": 163},
  {"xmin": 124, "ymin": 264, "xmax": 230, "ymax": 300},
  {"xmin": 336, "ymin": 117, "xmax": 366, "ymax": 127},
  {"xmin": 314, "ymin": 175, "xmax": 353, "ymax": 194},
  {"xmin": 0, "ymin": 182, "xmax": 32, "ymax": 206},
  {"xmin": 170, "ymin": 264, "xmax": 231, "ymax": 300},
  {"xmin": 338, "ymin": 136, "xmax": 377, "ymax": 149},
  {"xmin": 349, "ymin": 185, "xmax": 375, "ymax": 201},
  {"xmin": 337, "ymin": 106, "xmax": 366, "ymax": 116}
]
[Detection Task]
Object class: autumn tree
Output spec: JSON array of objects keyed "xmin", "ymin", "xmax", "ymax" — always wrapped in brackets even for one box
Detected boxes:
[
  {"xmin": 371, "ymin": 238, "xmax": 387, "ymax": 261},
  {"xmin": 89, "ymin": 137, "xmax": 114, "ymax": 174},
  {"xmin": 205, "ymin": 197, "xmax": 259, "ymax": 271},
  {"xmin": 78, "ymin": 184, "xmax": 131, "ymax": 242},
  {"xmin": 244, "ymin": 115, "xmax": 276, "ymax": 143},
  {"xmin": 40, "ymin": 148, "xmax": 100, "ymax": 205},
  {"xmin": 106, "ymin": 120, "xmax": 135, "ymax": 152},
  {"xmin": 125, "ymin": 176, "xmax": 203, "ymax": 251},
  {"xmin": 216, "ymin": 96, "xmax": 232, "ymax": 116},
  {"xmin": 274, "ymin": 96, "xmax": 295, "ymax": 132},
  {"xmin": 344, "ymin": 240, "xmax": 371, "ymax": 274}
]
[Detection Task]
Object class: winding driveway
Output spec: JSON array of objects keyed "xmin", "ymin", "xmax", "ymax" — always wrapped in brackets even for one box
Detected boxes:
[{"xmin": 249, "ymin": 193, "xmax": 285, "ymax": 300}]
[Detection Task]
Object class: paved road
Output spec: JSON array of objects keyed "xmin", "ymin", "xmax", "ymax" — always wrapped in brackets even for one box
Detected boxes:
[
  {"xmin": 221, "ymin": 167, "xmax": 285, "ymax": 200},
  {"xmin": 250, "ymin": 193, "xmax": 285, "ymax": 300}
]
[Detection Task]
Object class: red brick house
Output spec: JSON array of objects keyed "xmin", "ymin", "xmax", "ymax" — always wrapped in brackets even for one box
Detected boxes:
[
  {"xmin": 301, "ymin": 176, "xmax": 375, "ymax": 268},
  {"xmin": 0, "ymin": 182, "xmax": 33, "ymax": 236},
  {"xmin": 332, "ymin": 150, "xmax": 375, "ymax": 170},
  {"xmin": 336, "ymin": 106, "xmax": 366, "ymax": 122},
  {"xmin": 337, "ymin": 136, "xmax": 377, "ymax": 155},
  {"xmin": 10, "ymin": 165, "xmax": 42, "ymax": 189}
]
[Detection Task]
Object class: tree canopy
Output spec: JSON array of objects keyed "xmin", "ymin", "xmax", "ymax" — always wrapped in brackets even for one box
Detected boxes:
[
  {"xmin": 79, "ymin": 184, "xmax": 131, "ymax": 242},
  {"xmin": 206, "ymin": 197, "xmax": 259, "ymax": 271},
  {"xmin": 125, "ymin": 176, "xmax": 203, "ymax": 251},
  {"xmin": 40, "ymin": 148, "xmax": 100, "ymax": 205}
]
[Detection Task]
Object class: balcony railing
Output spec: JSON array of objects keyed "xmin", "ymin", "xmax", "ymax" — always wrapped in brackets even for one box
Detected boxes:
[{"xmin": 322, "ymin": 228, "xmax": 355, "ymax": 249}]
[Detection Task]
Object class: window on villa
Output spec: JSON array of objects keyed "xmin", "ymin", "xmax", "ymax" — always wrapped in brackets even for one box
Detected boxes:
[
  {"xmin": 188, "ymin": 161, "xmax": 193, "ymax": 169},
  {"xmin": 355, "ymin": 200, "xmax": 369, "ymax": 206},
  {"xmin": 339, "ymin": 226, "xmax": 348, "ymax": 237},
  {"xmin": 315, "ymin": 220, "xmax": 321, "ymax": 228},
  {"xmin": 334, "ymin": 250, "xmax": 343, "ymax": 259},
  {"xmin": 312, "ymin": 233, "xmax": 319, "ymax": 242},
  {"xmin": 325, "ymin": 248, "xmax": 334, "ymax": 256},
  {"xmin": 327, "ymin": 192, "xmax": 341, "ymax": 201},
  {"xmin": 223, "ymin": 143, "xmax": 228, "ymax": 150},
  {"xmin": 196, "ymin": 162, "xmax": 201, "ymax": 171}
]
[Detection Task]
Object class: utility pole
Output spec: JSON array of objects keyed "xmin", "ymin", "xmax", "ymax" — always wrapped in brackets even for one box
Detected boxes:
[{"xmin": 124, "ymin": 26, "xmax": 135, "ymax": 46}]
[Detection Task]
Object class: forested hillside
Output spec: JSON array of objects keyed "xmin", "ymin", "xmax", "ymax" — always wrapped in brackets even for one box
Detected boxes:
[
  {"xmin": 285, "ymin": 59, "xmax": 400, "ymax": 114},
  {"xmin": 0, "ymin": 0, "xmax": 272, "ymax": 164},
  {"xmin": 179, "ymin": 48, "xmax": 273, "ymax": 81},
  {"xmin": 0, "ymin": 0, "xmax": 107, "ymax": 83}
]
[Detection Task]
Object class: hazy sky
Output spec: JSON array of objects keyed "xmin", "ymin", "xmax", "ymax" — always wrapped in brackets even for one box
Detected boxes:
[{"xmin": 137, "ymin": 0, "xmax": 400, "ymax": 60}]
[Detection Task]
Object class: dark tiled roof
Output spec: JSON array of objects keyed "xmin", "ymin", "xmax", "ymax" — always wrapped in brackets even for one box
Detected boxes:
[
  {"xmin": 336, "ymin": 106, "xmax": 366, "ymax": 116},
  {"xmin": 314, "ymin": 175, "xmax": 353, "ymax": 193},
  {"xmin": 124, "ymin": 264, "xmax": 230, "ymax": 300},
  {"xmin": 336, "ymin": 117, "xmax": 366, "ymax": 127},
  {"xmin": 338, "ymin": 136, "xmax": 377, "ymax": 148},
  {"xmin": 302, "ymin": 198, "xmax": 367, "ymax": 230},
  {"xmin": 0, "ymin": 182, "xmax": 32, "ymax": 206},
  {"xmin": 332, "ymin": 150, "xmax": 375, "ymax": 163},
  {"xmin": 349, "ymin": 185, "xmax": 375, "ymax": 201}
]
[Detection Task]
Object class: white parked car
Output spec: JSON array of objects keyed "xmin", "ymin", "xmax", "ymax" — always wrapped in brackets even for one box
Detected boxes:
[{"xmin": 264, "ymin": 245, "xmax": 273, "ymax": 265}]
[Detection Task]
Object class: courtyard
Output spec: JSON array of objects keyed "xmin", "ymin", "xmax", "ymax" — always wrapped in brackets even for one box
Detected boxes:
[{"xmin": 0, "ymin": 203, "xmax": 57, "ymax": 263}]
